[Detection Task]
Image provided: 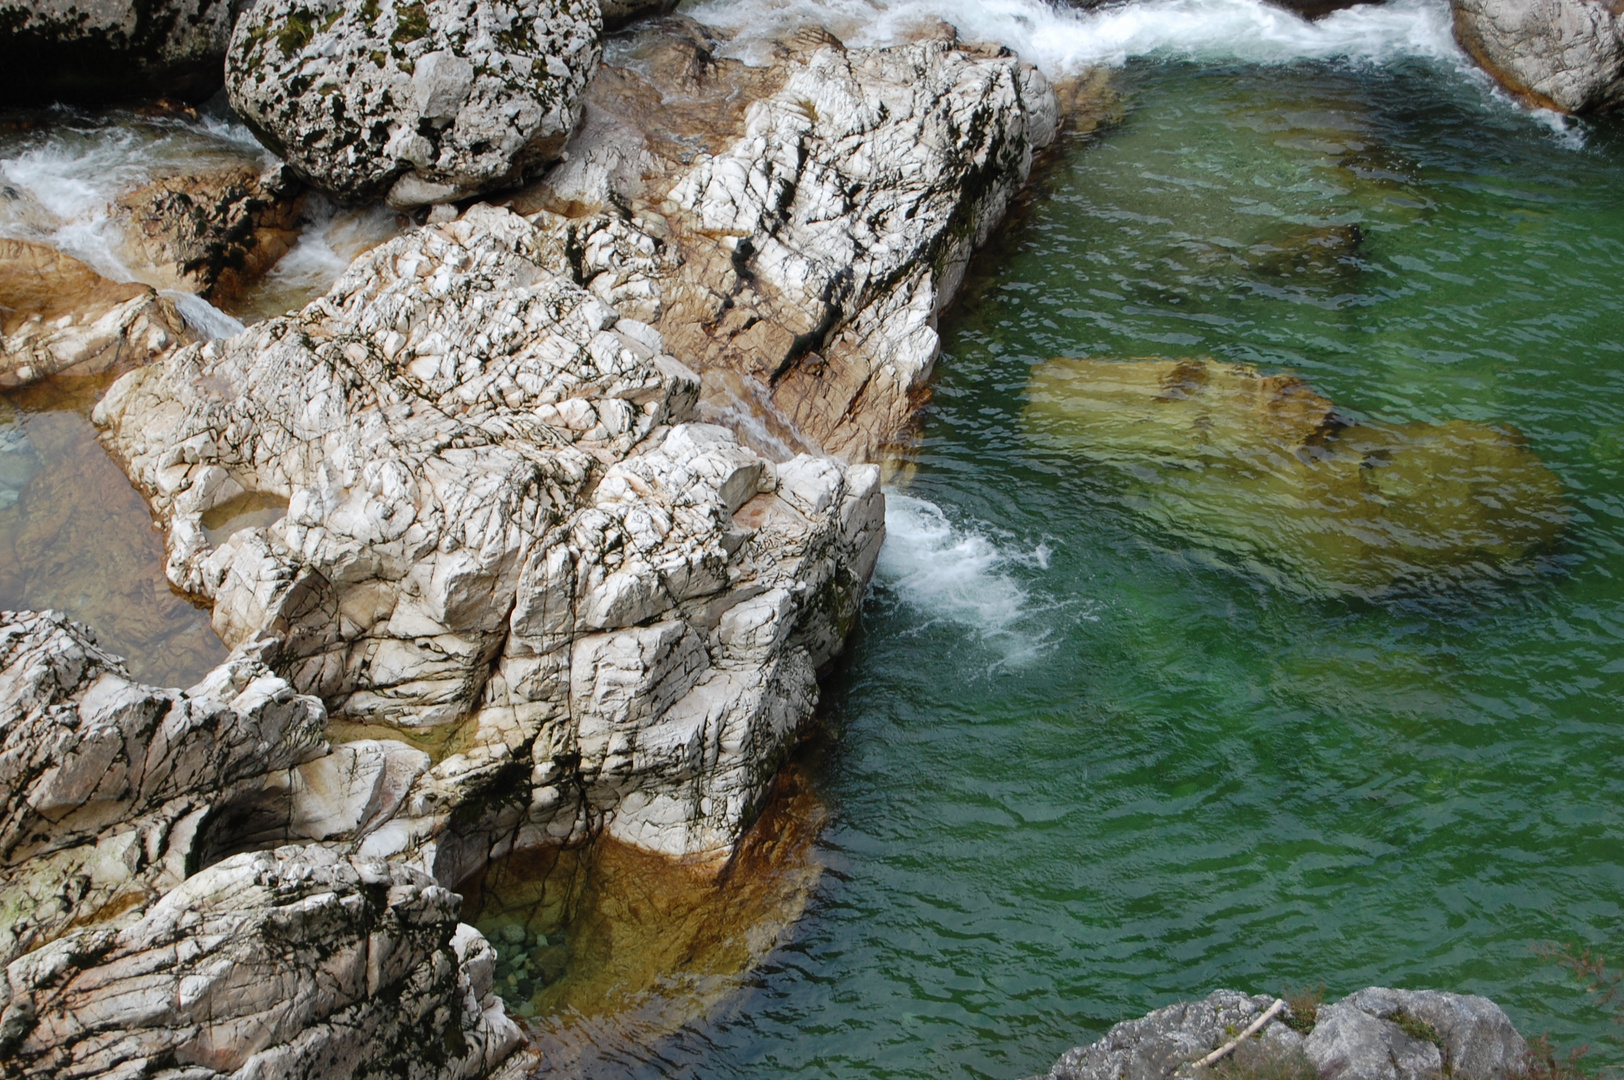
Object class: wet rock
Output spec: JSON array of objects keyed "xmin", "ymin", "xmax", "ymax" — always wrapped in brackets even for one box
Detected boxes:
[
  {"xmin": 1269, "ymin": 0, "xmax": 1387, "ymax": 18},
  {"xmin": 600, "ymin": 0, "xmax": 678, "ymax": 30},
  {"xmin": 516, "ymin": 19, "xmax": 1062, "ymax": 461},
  {"xmin": 1024, "ymin": 357, "xmax": 1568, "ymax": 597},
  {"xmin": 0, "ymin": 845, "xmax": 520, "ymax": 1079},
  {"xmin": 0, "ymin": 0, "xmax": 238, "ymax": 105},
  {"xmin": 0, "ymin": 239, "xmax": 189, "ymax": 389},
  {"xmin": 93, "ymin": 203, "xmax": 885, "ymax": 864},
  {"xmin": 113, "ymin": 165, "xmax": 308, "ymax": 301},
  {"xmin": 0, "ymin": 609, "xmax": 325, "ymax": 964},
  {"xmin": 225, "ymin": 0, "xmax": 603, "ymax": 206},
  {"xmin": 1036, "ymin": 988, "xmax": 1528, "ymax": 1080},
  {"xmin": 1452, "ymin": 0, "xmax": 1624, "ymax": 114}
]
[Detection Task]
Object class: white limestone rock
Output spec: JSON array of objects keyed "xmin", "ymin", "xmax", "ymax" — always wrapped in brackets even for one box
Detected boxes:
[
  {"xmin": 0, "ymin": 610, "xmax": 327, "ymax": 965},
  {"xmin": 525, "ymin": 21, "xmax": 1061, "ymax": 460},
  {"xmin": 226, "ymin": 0, "xmax": 603, "ymax": 206},
  {"xmin": 0, "ymin": 845, "xmax": 520, "ymax": 1079},
  {"xmin": 94, "ymin": 203, "xmax": 884, "ymax": 864},
  {"xmin": 1453, "ymin": 0, "xmax": 1624, "ymax": 113}
]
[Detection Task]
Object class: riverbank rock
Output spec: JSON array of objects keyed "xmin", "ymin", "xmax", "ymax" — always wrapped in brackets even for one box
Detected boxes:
[
  {"xmin": 1024, "ymin": 356, "xmax": 1568, "ymax": 597},
  {"xmin": 513, "ymin": 18, "xmax": 1063, "ymax": 461},
  {"xmin": 226, "ymin": 0, "xmax": 603, "ymax": 207},
  {"xmin": 113, "ymin": 165, "xmax": 308, "ymax": 301},
  {"xmin": 0, "ymin": 239, "xmax": 190, "ymax": 389},
  {"xmin": 0, "ymin": 609, "xmax": 325, "ymax": 965},
  {"xmin": 0, "ymin": 845, "xmax": 521, "ymax": 1079},
  {"xmin": 0, "ymin": 0, "xmax": 236, "ymax": 105},
  {"xmin": 93, "ymin": 202, "xmax": 884, "ymax": 868},
  {"xmin": 1452, "ymin": 0, "xmax": 1624, "ymax": 114},
  {"xmin": 1035, "ymin": 987, "xmax": 1528, "ymax": 1080}
]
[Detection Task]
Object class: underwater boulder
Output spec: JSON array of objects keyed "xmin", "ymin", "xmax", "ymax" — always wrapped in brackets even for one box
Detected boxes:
[{"xmin": 1025, "ymin": 357, "xmax": 1567, "ymax": 598}]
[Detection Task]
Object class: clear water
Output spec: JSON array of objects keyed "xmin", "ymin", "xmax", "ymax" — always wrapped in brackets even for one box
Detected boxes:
[{"xmin": 575, "ymin": 45, "xmax": 1624, "ymax": 1080}]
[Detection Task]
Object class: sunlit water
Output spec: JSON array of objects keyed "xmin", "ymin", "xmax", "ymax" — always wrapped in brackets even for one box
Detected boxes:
[{"xmin": 577, "ymin": 11, "xmax": 1624, "ymax": 1080}]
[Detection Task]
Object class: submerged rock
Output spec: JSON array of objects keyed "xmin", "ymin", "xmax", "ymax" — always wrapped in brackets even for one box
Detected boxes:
[
  {"xmin": 0, "ymin": 0, "xmax": 237, "ymax": 105},
  {"xmin": 0, "ymin": 845, "xmax": 520, "ymax": 1080},
  {"xmin": 1035, "ymin": 988, "xmax": 1528, "ymax": 1080},
  {"xmin": 113, "ymin": 165, "xmax": 308, "ymax": 301},
  {"xmin": 0, "ymin": 239, "xmax": 189, "ymax": 389},
  {"xmin": 1025, "ymin": 357, "xmax": 1567, "ymax": 597},
  {"xmin": 226, "ymin": 0, "xmax": 603, "ymax": 206},
  {"xmin": 516, "ymin": 18, "xmax": 1063, "ymax": 461},
  {"xmin": 93, "ymin": 203, "xmax": 884, "ymax": 866},
  {"xmin": 1452, "ymin": 0, "xmax": 1624, "ymax": 114}
]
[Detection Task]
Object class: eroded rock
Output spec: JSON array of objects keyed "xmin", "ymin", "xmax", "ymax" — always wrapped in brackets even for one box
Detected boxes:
[
  {"xmin": 0, "ymin": 239, "xmax": 189, "ymax": 389},
  {"xmin": 226, "ymin": 0, "xmax": 603, "ymax": 206},
  {"xmin": 93, "ymin": 203, "xmax": 884, "ymax": 867},
  {"xmin": 1452, "ymin": 0, "xmax": 1624, "ymax": 114},
  {"xmin": 516, "ymin": 19, "xmax": 1063, "ymax": 460},
  {"xmin": 0, "ymin": 845, "xmax": 520, "ymax": 1079},
  {"xmin": 1024, "ymin": 357, "xmax": 1568, "ymax": 597},
  {"xmin": 113, "ymin": 165, "xmax": 308, "ymax": 300},
  {"xmin": 0, "ymin": 610, "xmax": 325, "ymax": 964}
]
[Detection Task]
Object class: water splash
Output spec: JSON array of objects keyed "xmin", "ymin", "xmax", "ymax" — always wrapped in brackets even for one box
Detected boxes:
[
  {"xmin": 875, "ymin": 490, "xmax": 1058, "ymax": 660},
  {"xmin": 685, "ymin": 0, "xmax": 1465, "ymax": 76}
]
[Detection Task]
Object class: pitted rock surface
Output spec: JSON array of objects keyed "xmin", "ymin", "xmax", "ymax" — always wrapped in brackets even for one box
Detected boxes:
[
  {"xmin": 1039, "ymin": 990, "xmax": 1299, "ymax": 1080},
  {"xmin": 0, "ymin": 239, "xmax": 189, "ymax": 390},
  {"xmin": 0, "ymin": 845, "xmax": 520, "ymax": 1079},
  {"xmin": 93, "ymin": 203, "xmax": 884, "ymax": 865},
  {"xmin": 0, "ymin": 610, "xmax": 326, "ymax": 965},
  {"xmin": 227, "ymin": 0, "xmax": 602, "ymax": 206},
  {"xmin": 1453, "ymin": 0, "xmax": 1624, "ymax": 113},
  {"xmin": 0, "ymin": 0, "xmax": 238, "ymax": 104},
  {"xmin": 519, "ymin": 19, "xmax": 1063, "ymax": 461}
]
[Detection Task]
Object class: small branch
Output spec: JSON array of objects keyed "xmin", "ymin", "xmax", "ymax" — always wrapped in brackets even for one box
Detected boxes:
[{"xmin": 1189, "ymin": 999, "xmax": 1288, "ymax": 1071}]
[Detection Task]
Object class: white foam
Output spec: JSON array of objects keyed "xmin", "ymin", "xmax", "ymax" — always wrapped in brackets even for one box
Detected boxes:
[
  {"xmin": 166, "ymin": 290, "xmax": 247, "ymax": 341},
  {"xmin": 876, "ymin": 490, "xmax": 1055, "ymax": 660},
  {"xmin": 685, "ymin": 0, "xmax": 1465, "ymax": 76}
]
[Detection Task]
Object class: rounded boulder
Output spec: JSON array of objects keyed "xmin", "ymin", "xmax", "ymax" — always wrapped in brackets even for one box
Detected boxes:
[{"xmin": 226, "ymin": 0, "xmax": 602, "ymax": 206}]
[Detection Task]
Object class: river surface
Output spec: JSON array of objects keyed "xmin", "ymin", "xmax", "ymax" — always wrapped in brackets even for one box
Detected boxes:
[
  {"xmin": 617, "ymin": 3, "xmax": 1624, "ymax": 1078},
  {"xmin": 2, "ymin": 0, "xmax": 1622, "ymax": 1074}
]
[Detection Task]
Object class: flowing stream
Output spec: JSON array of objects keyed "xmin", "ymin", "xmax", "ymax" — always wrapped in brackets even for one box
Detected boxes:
[{"xmin": 2, "ymin": 0, "xmax": 1623, "ymax": 1074}]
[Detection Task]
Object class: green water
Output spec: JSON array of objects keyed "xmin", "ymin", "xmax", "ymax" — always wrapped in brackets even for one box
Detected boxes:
[{"xmin": 601, "ymin": 58, "xmax": 1624, "ymax": 1080}]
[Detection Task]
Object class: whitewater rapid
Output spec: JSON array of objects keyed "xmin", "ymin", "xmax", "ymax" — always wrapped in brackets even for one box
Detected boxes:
[{"xmin": 684, "ymin": 0, "xmax": 1469, "ymax": 75}]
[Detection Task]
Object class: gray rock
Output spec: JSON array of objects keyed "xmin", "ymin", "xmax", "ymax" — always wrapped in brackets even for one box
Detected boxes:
[
  {"xmin": 1040, "ymin": 990, "xmax": 1295, "ymax": 1080},
  {"xmin": 226, "ymin": 0, "xmax": 603, "ymax": 206},
  {"xmin": 1036, "ymin": 987, "xmax": 1529, "ymax": 1080},
  {"xmin": 0, "ymin": 0, "xmax": 238, "ymax": 104},
  {"xmin": 0, "ymin": 845, "xmax": 520, "ymax": 1079},
  {"xmin": 1308, "ymin": 988, "xmax": 1529, "ymax": 1080},
  {"xmin": 1452, "ymin": 0, "xmax": 1624, "ymax": 114}
]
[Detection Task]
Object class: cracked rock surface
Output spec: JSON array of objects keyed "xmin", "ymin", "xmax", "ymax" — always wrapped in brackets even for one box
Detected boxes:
[
  {"xmin": 0, "ymin": 239, "xmax": 190, "ymax": 390},
  {"xmin": 1035, "ymin": 987, "xmax": 1528, "ymax": 1080},
  {"xmin": 93, "ymin": 202, "xmax": 884, "ymax": 867},
  {"xmin": 516, "ymin": 18, "xmax": 1062, "ymax": 461},
  {"xmin": 226, "ymin": 0, "xmax": 602, "ymax": 206},
  {"xmin": 1452, "ymin": 0, "xmax": 1624, "ymax": 113},
  {"xmin": 0, "ymin": 845, "xmax": 520, "ymax": 1080}
]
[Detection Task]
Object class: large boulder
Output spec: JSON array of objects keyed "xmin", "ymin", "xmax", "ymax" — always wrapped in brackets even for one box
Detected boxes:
[
  {"xmin": 92, "ymin": 203, "xmax": 884, "ymax": 867},
  {"xmin": 0, "ymin": 0, "xmax": 237, "ymax": 104},
  {"xmin": 1452, "ymin": 0, "xmax": 1624, "ymax": 113},
  {"xmin": 1035, "ymin": 988, "xmax": 1529, "ymax": 1080},
  {"xmin": 514, "ymin": 19, "xmax": 1064, "ymax": 461},
  {"xmin": 225, "ymin": 0, "xmax": 603, "ymax": 207},
  {"xmin": 0, "ymin": 239, "xmax": 189, "ymax": 389},
  {"xmin": 0, "ymin": 845, "xmax": 521, "ymax": 1079}
]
